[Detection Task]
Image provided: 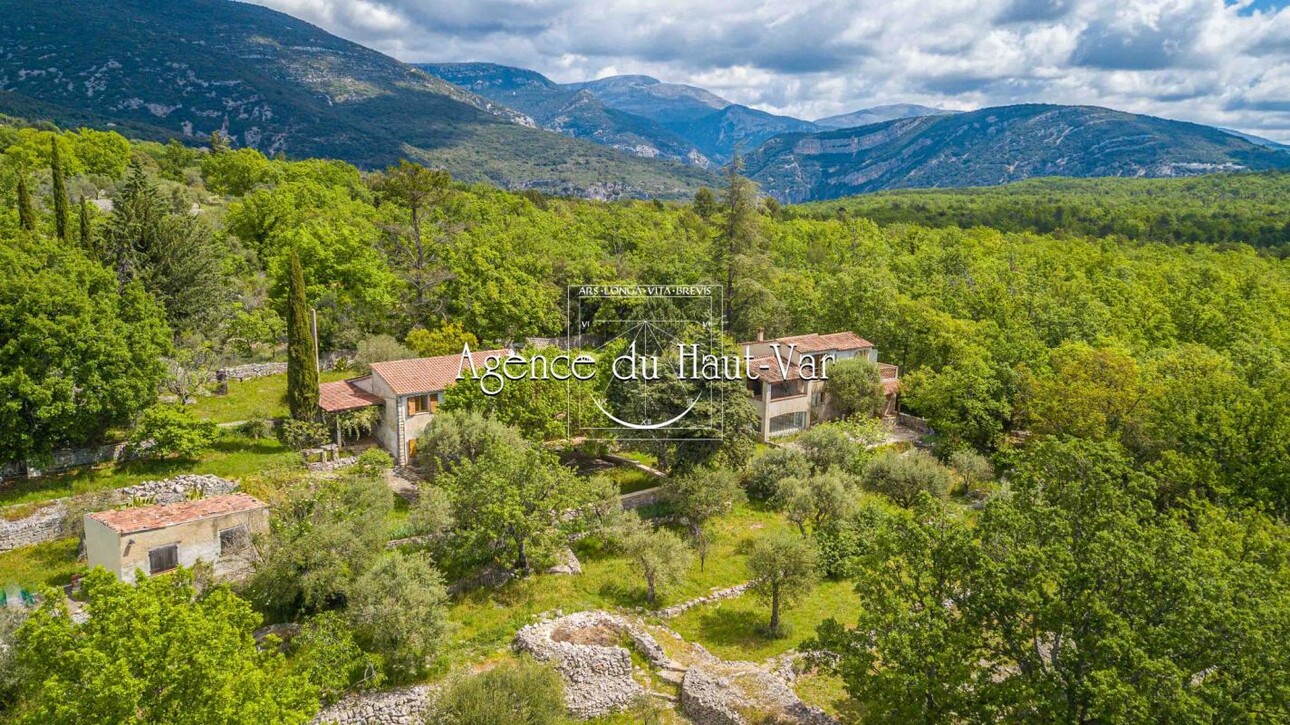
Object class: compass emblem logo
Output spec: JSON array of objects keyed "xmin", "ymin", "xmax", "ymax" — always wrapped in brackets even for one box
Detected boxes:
[{"xmin": 568, "ymin": 285, "xmax": 724, "ymax": 441}]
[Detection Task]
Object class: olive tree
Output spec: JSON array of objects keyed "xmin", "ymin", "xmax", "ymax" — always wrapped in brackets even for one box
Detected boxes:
[
  {"xmin": 747, "ymin": 534, "xmax": 819, "ymax": 637},
  {"xmin": 616, "ymin": 514, "xmax": 692, "ymax": 606},
  {"xmin": 661, "ymin": 466, "xmax": 744, "ymax": 570}
]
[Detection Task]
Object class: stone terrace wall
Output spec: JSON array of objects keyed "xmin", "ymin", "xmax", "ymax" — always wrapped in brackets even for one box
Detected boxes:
[
  {"xmin": 0, "ymin": 474, "xmax": 237, "ymax": 552},
  {"xmin": 217, "ymin": 350, "xmax": 354, "ymax": 383},
  {"xmin": 217, "ymin": 362, "xmax": 288, "ymax": 382},
  {"xmin": 310, "ymin": 686, "xmax": 433, "ymax": 725},
  {"xmin": 0, "ymin": 441, "xmax": 135, "ymax": 481},
  {"xmin": 0, "ymin": 504, "xmax": 65, "ymax": 552}
]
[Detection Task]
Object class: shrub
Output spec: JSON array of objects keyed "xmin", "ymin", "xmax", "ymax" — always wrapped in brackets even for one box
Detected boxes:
[
  {"xmin": 291, "ymin": 611, "xmax": 383, "ymax": 704},
  {"xmin": 862, "ymin": 451, "xmax": 953, "ymax": 507},
  {"xmin": 413, "ymin": 411, "xmax": 525, "ymax": 478},
  {"xmin": 129, "ymin": 405, "xmax": 218, "ymax": 459},
  {"xmin": 347, "ymin": 550, "xmax": 448, "ymax": 682},
  {"xmin": 354, "ymin": 334, "xmax": 414, "ymax": 373},
  {"xmin": 237, "ymin": 416, "xmax": 274, "ymax": 440},
  {"xmin": 278, "ymin": 419, "xmax": 329, "ymax": 450},
  {"xmin": 353, "ymin": 447, "xmax": 393, "ymax": 476},
  {"xmin": 826, "ymin": 357, "xmax": 888, "ymax": 418},
  {"xmin": 429, "ymin": 658, "xmax": 565, "ymax": 725},
  {"xmin": 407, "ymin": 485, "xmax": 454, "ymax": 539},
  {"xmin": 796, "ymin": 423, "xmax": 859, "ymax": 473},
  {"xmin": 745, "ymin": 447, "xmax": 812, "ymax": 500}
]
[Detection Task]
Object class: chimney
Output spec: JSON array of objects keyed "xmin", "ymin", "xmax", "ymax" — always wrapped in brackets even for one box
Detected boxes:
[{"xmin": 756, "ymin": 328, "xmax": 765, "ymax": 341}]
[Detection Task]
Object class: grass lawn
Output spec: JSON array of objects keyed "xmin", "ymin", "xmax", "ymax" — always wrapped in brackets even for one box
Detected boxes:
[
  {"xmin": 443, "ymin": 503, "xmax": 793, "ymax": 665},
  {"xmin": 606, "ymin": 465, "xmax": 659, "ymax": 495},
  {"xmin": 0, "ymin": 434, "xmax": 301, "ymax": 508},
  {"xmin": 794, "ymin": 670, "xmax": 864, "ymax": 724},
  {"xmin": 0, "ymin": 537, "xmax": 85, "ymax": 590},
  {"xmin": 386, "ymin": 495, "xmax": 414, "ymax": 539},
  {"xmin": 186, "ymin": 370, "xmax": 351, "ymax": 424},
  {"xmin": 669, "ymin": 578, "xmax": 861, "ymax": 662},
  {"xmin": 615, "ymin": 449, "xmax": 658, "ymax": 467}
]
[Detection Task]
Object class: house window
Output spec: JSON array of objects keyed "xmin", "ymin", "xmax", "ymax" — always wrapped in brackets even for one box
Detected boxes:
[
  {"xmin": 407, "ymin": 394, "xmax": 430, "ymax": 416},
  {"xmin": 148, "ymin": 544, "xmax": 179, "ymax": 574},
  {"xmin": 770, "ymin": 380, "xmax": 804, "ymax": 399},
  {"xmin": 219, "ymin": 525, "xmax": 250, "ymax": 555},
  {"xmin": 769, "ymin": 411, "xmax": 807, "ymax": 436}
]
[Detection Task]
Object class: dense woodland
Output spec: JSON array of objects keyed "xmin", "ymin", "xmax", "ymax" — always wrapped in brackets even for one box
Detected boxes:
[
  {"xmin": 2, "ymin": 120, "xmax": 1290, "ymax": 723},
  {"xmin": 803, "ymin": 173, "xmax": 1290, "ymax": 251}
]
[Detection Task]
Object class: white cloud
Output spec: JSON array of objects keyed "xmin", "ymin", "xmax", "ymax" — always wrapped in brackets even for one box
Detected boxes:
[{"xmin": 247, "ymin": 0, "xmax": 1290, "ymax": 141}]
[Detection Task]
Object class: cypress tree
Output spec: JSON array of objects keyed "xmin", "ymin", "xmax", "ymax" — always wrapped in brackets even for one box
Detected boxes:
[
  {"xmin": 79, "ymin": 197, "xmax": 93, "ymax": 252},
  {"xmin": 16, "ymin": 175, "xmax": 37, "ymax": 232},
  {"xmin": 285, "ymin": 247, "xmax": 319, "ymax": 421},
  {"xmin": 51, "ymin": 137, "xmax": 70, "ymax": 242}
]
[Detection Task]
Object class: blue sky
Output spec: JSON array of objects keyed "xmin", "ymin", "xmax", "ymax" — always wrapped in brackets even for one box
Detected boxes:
[{"xmin": 252, "ymin": 0, "xmax": 1290, "ymax": 141}]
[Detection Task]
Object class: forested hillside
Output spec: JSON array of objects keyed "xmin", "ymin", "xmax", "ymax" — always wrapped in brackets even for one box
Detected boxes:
[
  {"xmin": 5, "ymin": 117, "xmax": 1290, "ymax": 511},
  {"xmin": 0, "ymin": 0, "xmax": 716, "ymax": 198},
  {"xmin": 799, "ymin": 172, "xmax": 1290, "ymax": 250},
  {"xmin": 4, "ymin": 117, "xmax": 1290, "ymax": 722}
]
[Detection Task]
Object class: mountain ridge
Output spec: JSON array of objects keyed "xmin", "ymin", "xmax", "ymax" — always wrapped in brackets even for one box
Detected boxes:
[
  {"xmin": 742, "ymin": 104, "xmax": 1290, "ymax": 202},
  {"xmin": 0, "ymin": 0, "xmax": 718, "ymax": 198},
  {"xmin": 814, "ymin": 104, "xmax": 953, "ymax": 129},
  {"xmin": 417, "ymin": 63, "xmax": 712, "ymax": 166}
]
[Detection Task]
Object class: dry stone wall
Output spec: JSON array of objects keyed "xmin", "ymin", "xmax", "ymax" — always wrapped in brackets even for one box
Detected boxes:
[
  {"xmin": 0, "ymin": 504, "xmax": 65, "ymax": 552},
  {"xmin": 0, "ymin": 441, "xmax": 134, "ymax": 480},
  {"xmin": 310, "ymin": 686, "xmax": 433, "ymax": 725},
  {"xmin": 513, "ymin": 611, "xmax": 670, "ymax": 718}
]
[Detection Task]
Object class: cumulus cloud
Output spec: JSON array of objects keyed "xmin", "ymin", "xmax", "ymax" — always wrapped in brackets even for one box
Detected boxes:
[{"xmin": 247, "ymin": 0, "xmax": 1290, "ymax": 142}]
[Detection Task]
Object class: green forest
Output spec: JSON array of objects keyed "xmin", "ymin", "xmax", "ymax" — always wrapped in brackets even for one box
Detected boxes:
[
  {"xmin": 802, "ymin": 172, "xmax": 1290, "ymax": 251},
  {"xmin": 2, "ymin": 119, "xmax": 1290, "ymax": 723}
]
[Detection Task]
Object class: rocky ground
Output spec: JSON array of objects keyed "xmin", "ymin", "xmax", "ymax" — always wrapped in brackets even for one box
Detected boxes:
[{"xmin": 515, "ymin": 610, "xmax": 837, "ymax": 724}]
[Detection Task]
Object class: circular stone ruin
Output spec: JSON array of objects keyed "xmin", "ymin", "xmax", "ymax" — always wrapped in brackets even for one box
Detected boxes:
[{"xmin": 513, "ymin": 611, "xmax": 671, "ymax": 718}]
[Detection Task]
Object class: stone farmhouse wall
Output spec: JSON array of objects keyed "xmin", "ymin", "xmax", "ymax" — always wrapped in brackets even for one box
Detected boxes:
[{"xmin": 0, "ymin": 474, "xmax": 237, "ymax": 552}]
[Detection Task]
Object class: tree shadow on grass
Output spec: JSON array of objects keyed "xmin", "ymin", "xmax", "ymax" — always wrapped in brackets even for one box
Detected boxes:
[
  {"xmin": 690, "ymin": 607, "xmax": 775, "ymax": 653},
  {"xmin": 597, "ymin": 579, "xmax": 649, "ymax": 609},
  {"xmin": 207, "ymin": 435, "xmax": 286, "ymax": 456}
]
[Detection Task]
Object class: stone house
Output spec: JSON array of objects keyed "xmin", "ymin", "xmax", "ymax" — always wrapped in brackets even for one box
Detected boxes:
[
  {"xmin": 319, "ymin": 348, "xmax": 509, "ymax": 466},
  {"xmin": 84, "ymin": 493, "xmax": 269, "ymax": 583},
  {"xmin": 740, "ymin": 331, "xmax": 900, "ymax": 441}
]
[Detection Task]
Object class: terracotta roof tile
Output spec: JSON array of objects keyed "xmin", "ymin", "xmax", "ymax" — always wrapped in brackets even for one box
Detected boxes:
[
  {"xmin": 737, "ymin": 331, "xmax": 874, "ymax": 353},
  {"xmin": 369, "ymin": 349, "xmax": 510, "ymax": 396},
  {"xmin": 88, "ymin": 494, "xmax": 268, "ymax": 535},
  {"xmin": 817, "ymin": 331, "xmax": 873, "ymax": 350},
  {"xmin": 319, "ymin": 377, "xmax": 383, "ymax": 412},
  {"xmin": 749, "ymin": 355, "xmax": 802, "ymax": 384}
]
